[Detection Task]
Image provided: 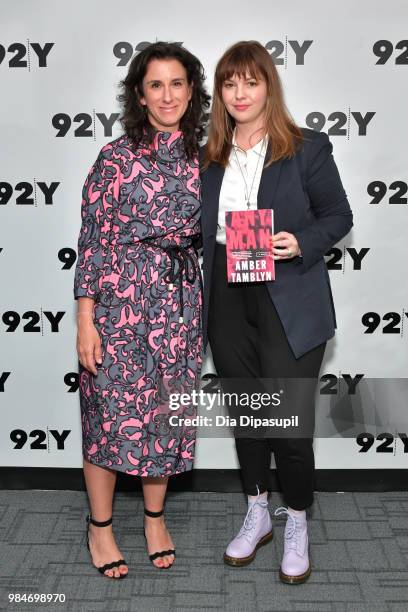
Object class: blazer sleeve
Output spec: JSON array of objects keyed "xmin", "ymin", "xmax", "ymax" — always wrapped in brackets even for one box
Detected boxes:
[
  {"xmin": 73, "ymin": 147, "xmax": 116, "ymax": 300},
  {"xmin": 294, "ymin": 132, "xmax": 353, "ymax": 272}
]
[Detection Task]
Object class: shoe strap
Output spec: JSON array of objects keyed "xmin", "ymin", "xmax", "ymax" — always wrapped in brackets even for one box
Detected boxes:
[
  {"xmin": 87, "ymin": 514, "xmax": 112, "ymax": 527},
  {"xmin": 97, "ymin": 559, "xmax": 127, "ymax": 574},
  {"xmin": 149, "ymin": 549, "xmax": 176, "ymax": 561},
  {"xmin": 144, "ymin": 507, "xmax": 164, "ymax": 518}
]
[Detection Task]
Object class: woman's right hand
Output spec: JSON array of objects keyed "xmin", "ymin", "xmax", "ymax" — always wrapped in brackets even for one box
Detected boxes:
[{"xmin": 76, "ymin": 312, "xmax": 103, "ymax": 375}]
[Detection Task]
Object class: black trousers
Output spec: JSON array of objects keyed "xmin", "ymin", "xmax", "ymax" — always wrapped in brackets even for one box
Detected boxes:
[{"xmin": 208, "ymin": 244, "xmax": 326, "ymax": 510}]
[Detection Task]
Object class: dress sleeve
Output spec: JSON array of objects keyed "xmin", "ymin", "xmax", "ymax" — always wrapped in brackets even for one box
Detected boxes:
[
  {"xmin": 73, "ymin": 147, "xmax": 116, "ymax": 300},
  {"xmin": 294, "ymin": 132, "xmax": 353, "ymax": 272}
]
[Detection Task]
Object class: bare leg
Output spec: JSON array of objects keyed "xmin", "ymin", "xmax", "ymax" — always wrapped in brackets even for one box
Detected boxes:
[
  {"xmin": 83, "ymin": 458, "xmax": 128, "ymax": 578},
  {"xmin": 142, "ymin": 476, "xmax": 175, "ymax": 568}
]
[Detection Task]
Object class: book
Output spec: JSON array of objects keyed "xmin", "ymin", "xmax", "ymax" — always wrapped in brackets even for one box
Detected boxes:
[{"xmin": 225, "ymin": 209, "xmax": 275, "ymax": 283}]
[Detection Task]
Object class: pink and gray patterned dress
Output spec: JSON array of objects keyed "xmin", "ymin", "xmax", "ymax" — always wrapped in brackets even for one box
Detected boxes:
[{"xmin": 74, "ymin": 130, "xmax": 202, "ymax": 477}]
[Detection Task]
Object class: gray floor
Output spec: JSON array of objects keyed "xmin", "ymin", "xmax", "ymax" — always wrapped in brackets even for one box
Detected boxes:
[{"xmin": 1, "ymin": 490, "xmax": 408, "ymax": 612}]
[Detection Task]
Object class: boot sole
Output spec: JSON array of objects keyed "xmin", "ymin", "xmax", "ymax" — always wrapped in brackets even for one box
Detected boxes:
[
  {"xmin": 279, "ymin": 565, "xmax": 311, "ymax": 584},
  {"xmin": 223, "ymin": 530, "xmax": 274, "ymax": 567}
]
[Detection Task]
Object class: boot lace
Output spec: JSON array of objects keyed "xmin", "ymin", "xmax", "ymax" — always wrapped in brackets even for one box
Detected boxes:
[
  {"xmin": 274, "ymin": 506, "xmax": 298, "ymax": 551},
  {"xmin": 238, "ymin": 499, "xmax": 269, "ymax": 543}
]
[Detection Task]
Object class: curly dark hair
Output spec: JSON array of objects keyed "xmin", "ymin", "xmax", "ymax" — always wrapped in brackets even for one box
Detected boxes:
[{"xmin": 118, "ymin": 42, "xmax": 210, "ymax": 160}]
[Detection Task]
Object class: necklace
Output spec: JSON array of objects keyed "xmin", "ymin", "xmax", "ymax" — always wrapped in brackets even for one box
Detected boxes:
[{"xmin": 233, "ymin": 137, "xmax": 267, "ymax": 209}]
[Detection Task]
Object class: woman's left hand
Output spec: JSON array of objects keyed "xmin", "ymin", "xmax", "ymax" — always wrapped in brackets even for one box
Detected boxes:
[{"xmin": 271, "ymin": 231, "xmax": 301, "ymax": 260}]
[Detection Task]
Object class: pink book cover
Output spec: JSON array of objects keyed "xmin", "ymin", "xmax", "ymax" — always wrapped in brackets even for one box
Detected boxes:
[{"xmin": 225, "ymin": 209, "xmax": 275, "ymax": 283}]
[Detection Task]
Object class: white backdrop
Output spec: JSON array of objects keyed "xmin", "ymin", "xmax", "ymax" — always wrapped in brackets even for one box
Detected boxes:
[{"xmin": 1, "ymin": 0, "xmax": 407, "ymax": 474}]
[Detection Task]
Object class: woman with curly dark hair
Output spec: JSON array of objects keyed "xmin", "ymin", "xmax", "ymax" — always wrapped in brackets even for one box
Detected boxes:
[{"xmin": 73, "ymin": 42, "xmax": 210, "ymax": 579}]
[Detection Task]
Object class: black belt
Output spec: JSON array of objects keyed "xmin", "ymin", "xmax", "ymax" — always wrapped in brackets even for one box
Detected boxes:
[
  {"xmin": 144, "ymin": 240, "xmax": 198, "ymax": 323},
  {"xmin": 163, "ymin": 245, "xmax": 198, "ymax": 323}
]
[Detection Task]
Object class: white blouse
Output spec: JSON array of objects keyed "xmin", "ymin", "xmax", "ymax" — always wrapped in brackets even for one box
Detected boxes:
[{"xmin": 216, "ymin": 133, "xmax": 268, "ymax": 244}]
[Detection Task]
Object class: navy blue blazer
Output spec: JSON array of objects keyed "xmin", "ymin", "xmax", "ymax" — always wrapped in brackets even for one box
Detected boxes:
[{"xmin": 200, "ymin": 128, "xmax": 353, "ymax": 359}]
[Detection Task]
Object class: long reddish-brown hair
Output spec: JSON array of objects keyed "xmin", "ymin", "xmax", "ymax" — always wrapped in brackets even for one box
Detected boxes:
[{"xmin": 204, "ymin": 41, "xmax": 303, "ymax": 168}]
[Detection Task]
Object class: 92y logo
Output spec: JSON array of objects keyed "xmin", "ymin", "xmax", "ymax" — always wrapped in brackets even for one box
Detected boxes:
[
  {"xmin": 357, "ymin": 432, "xmax": 408, "ymax": 453},
  {"xmin": 58, "ymin": 248, "xmax": 77, "ymax": 270},
  {"xmin": 367, "ymin": 181, "xmax": 408, "ymax": 204},
  {"xmin": 52, "ymin": 112, "xmax": 119, "ymax": 138},
  {"xmin": 306, "ymin": 110, "xmax": 375, "ymax": 137},
  {"xmin": 362, "ymin": 311, "xmax": 408, "ymax": 335},
  {"xmin": 373, "ymin": 40, "xmax": 408, "ymax": 64},
  {"xmin": 0, "ymin": 42, "xmax": 54, "ymax": 68},
  {"xmin": 10, "ymin": 429, "xmax": 71, "ymax": 450},
  {"xmin": 0, "ymin": 372, "xmax": 11, "ymax": 392},
  {"xmin": 0, "ymin": 181, "xmax": 59, "ymax": 205},
  {"xmin": 265, "ymin": 39, "xmax": 312, "ymax": 67},
  {"xmin": 113, "ymin": 42, "xmax": 183, "ymax": 66},
  {"xmin": 325, "ymin": 248, "xmax": 370, "ymax": 272},
  {"xmin": 64, "ymin": 373, "xmax": 79, "ymax": 393},
  {"xmin": 1, "ymin": 311, "xmax": 65, "ymax": 333},
  {"xmin": 320, "ymin": 374, "xmax": 364, "ymax": 395}
]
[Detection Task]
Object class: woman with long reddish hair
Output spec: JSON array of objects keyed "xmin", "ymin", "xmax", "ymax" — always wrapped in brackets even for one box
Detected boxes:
[{"xmin": 201, "ymin": 41, "xmax": 352, "ymax": 583}]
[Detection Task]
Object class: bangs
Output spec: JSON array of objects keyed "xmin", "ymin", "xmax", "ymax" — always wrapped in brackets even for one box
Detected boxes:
[
  {"xmin": 205, "ymin": 40, "xmax": 303, "ymax": 168},
  {"xmin": 216, "ymin": 50, "xmax": 265, "ymax": 84}
]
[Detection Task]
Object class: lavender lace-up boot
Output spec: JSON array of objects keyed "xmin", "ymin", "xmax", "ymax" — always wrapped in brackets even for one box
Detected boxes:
[
  {"xmin": 274, "ymin": 507, "xmax": 311, "ymax": 584},
  {"xmin": 224, "ymin": 492, "xmax": 273, "ymax": 567}
]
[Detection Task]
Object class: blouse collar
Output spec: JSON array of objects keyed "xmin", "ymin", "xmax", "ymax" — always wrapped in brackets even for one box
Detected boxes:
[{"xmin": 232, "ymin": 129, "xmax": 268, "ymax": 157}]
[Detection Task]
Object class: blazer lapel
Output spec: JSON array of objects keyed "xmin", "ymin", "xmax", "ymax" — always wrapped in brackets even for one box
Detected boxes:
[
  {"xmin": 202, "ymin": 146, "xmax": 283, "ymax": 232},
  {"xmin": 202, "ymin": 162, "xmax": 225, "ymax": 237},
  {"xmin": 257, "ymin": 146, "xmax": 283, "ymax": 210}
]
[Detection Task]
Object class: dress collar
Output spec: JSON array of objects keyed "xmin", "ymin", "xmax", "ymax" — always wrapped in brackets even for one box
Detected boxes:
[{"xmin": 152, "ymin": 130, "xmax": 185, "ymax": 161}]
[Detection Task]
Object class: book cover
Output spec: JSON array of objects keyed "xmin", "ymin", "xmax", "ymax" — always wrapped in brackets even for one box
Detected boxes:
[{"xmin": 225, "ymin": 209, "xmax": 275, "ymax": 283}]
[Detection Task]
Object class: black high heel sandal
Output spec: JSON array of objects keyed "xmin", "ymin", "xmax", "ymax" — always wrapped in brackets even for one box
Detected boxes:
[
  {"xmin": 86, "ymin": 514, "xmax": 128, "ymax": 579},
  {"xmin": 143, "ymin": 508, "xmax": 176, "ymax": 569}
]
